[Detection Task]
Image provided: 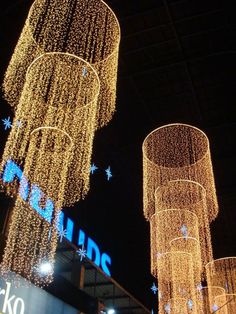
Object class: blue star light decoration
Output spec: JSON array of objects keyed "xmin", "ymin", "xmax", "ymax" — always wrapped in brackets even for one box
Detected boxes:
[
  {"xmin": 16, "ymin": 120, "xmax": 22, "ymax": 128},
  {"xmin": 180, "ymin": 224, "xmax": 188, "ymax": 239},
  {"xmin": 105, "ymin": 166, "xmax": 112, "ymax": 181},
  {"xmin": 77, "ymin": 246, "xmax": 87, "ymax": 261},
  {"xmin": 164, "ymin": 303, "xmax": 171, "ymax": 314},
  {"xmin": 2, "ymin": 117, "xmax": 12, "ymax": 130},
  {"xmin": 48, "ymin": 227, "xmax": 52, "ymax": 240},
  {"xmin": 212, "ymin": 304, "xmax": 219, "ymax": 312},
  {"xmin": 82, "ymin": 67, "xmax": 87, "ymax": 77},
  {"xmin": 58, "ymin": 228, "xmax": 67, "ymax": 243},
  {"xmin": 90, "ymin": 163, "xmax": 98, "ymax": 174},
  {"xmin": 187, "ymin": 299, "xmax": 193, "ymax": 311},
  {"xmin": 156, "ymin": 252, "xmax": 163, "ymax": 260},
  {"xmin": 150, "ymin": 283, "xmax": 158, "ymax": 295},
  {"xmin": 196, "ymin": 283, "xmax": 203, "ymax": 291}
]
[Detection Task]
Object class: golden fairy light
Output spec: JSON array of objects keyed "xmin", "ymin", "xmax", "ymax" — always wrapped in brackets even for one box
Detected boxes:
[
  {"xmin": 206, "ymin": 257, "xmax": 236, "ymax": 295},
  {"xmin": 169, "ymin": 298, "xmax": 196, "ymax": 314},
  {"xmin": 170, "ymin": 237, "xmax": 201, "ymax": 283},
  {"xmin": 1, "ymin": 127, "xmax": 72, "ymax": 286},
  {"xmin": 154, "ymin": 180, "xmax": 213, "ymax": 274},
  {"xmin": 198, "ymin": 286, "xmax": 228, "ymax": 314},
  {"xmin": 156, "ymin": 252, "xmax": 197, "ymax": 314},
  {"xmin": 1, "ymin": 52, "xmax": 100, "ymax": 205},
  {"xmin": 142, "ymin": 123, "xmax": 218, "ymax": 221},
  {"xmin": 150, "ymin": 209, "xmax": 201, "ymax": 281},
  {"xmin": 3, "ymin": 0, "xmax": 120, "ymax": 128},
  {"xmin": 215, "ymin": 294, "xmax": 236, "ymax": 313}
]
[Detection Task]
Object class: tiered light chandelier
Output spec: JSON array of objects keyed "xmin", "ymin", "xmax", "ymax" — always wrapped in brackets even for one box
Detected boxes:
[
  {"xmin": 3, "ymin": 0, "xmax": 120, "ymax": 128},
  {"xmin": 143, "ymin": 123, "xmax": 236, "ymax": 313},
  {"xmin": 0, "ymin": 0, "xmax": 120, "ymax": 286}
]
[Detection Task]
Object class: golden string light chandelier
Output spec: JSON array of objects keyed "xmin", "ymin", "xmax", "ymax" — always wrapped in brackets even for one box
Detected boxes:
[
  {"xmin": 142, "ymin": 123, "xmax": 218, "ymax": 221},
  {"xmin": 1, "ymin": 127, "xmax": 73, "ymax": 286},
  {"xmin": 1, "ymin": 52, "xmax": 100, "ymax": 205},
  {"xmin": 156, "ymin": 252, "xmax": 197, "ymax": 314},
  {"xmin": 206, "ymin": 257, "xmax": 236, "ymax": 297},
  {"xmin": 3, "ymin": 0, "xmax": 120, "ymax": 128},
  {"xmin": 169, "ymin": 298, "xmax": 197, "ymax": 314},
  {"xmin": 154, "ymin": 180, "xmax": 213, "ymax": 274},
  {"xmin": 1, "ymin": 0, "xmax": 121, "ymax": 287},
  {"xmin": 197, "ymin": 286, "xmax": 228, "ymax": 314},
  {"xmin": 150, "ymin": 209, "xmax": 201, "ymax": 281}
]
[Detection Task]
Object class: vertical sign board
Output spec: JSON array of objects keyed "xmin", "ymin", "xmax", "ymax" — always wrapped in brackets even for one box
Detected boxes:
[{"xmin": 0, "ymin": 272, "xmax": 78, "ymax": 314}]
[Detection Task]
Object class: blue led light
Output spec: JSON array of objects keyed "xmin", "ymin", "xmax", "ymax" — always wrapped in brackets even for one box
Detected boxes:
[
  {"xmin": 101, "ymin": 253, "xmax": 112, "ymax": 276},
  {"xmin": 2, "ymin": 116, "xmax": 12, "ymax": 130},
  {"xmin": 77, "ymin": 246, "xmax": 87, "ymax": 261},
  {"xmin": 78, "ymin": 229, "xmax": 86, "ymax": 247},
  {"xmin": 2, "ymin": 160, "xmax": 29, "ymax": 201},
  {"xmin": 164, "ymin": 303, "xmax": 171, "ymax": 314},
  {"xmin": 87, "ymin": 237, "xmax": 101, "ymax": 267},
  {"xmin": 105, "ymin": 166, "xmax": 112, "ymax": 181},
  {"xmin": 90, "ymin": 163, "xmax": 98, "ymax": 174},
  {"xmin": 180, "ymin": 224, "xmax": 188, "ymax": 239},
  {"xmin": 187, "ymin": 299, "xmax": 193, "ymax": 310},
  {"xmin": 151, "ymin": 283, "xmax": 158, "ymax": 294}
]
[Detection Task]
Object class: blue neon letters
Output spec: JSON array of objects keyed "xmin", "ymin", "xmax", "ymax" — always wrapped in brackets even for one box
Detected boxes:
[{"xmin": 1, "ymin": 160, "xmax": 112, "ymax": 277}]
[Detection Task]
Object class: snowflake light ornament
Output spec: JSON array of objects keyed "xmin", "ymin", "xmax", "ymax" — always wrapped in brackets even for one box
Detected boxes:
[
  {"xmin": 105, "ymin": 166, "xmax": 112, "ymax": 181},
  {"xmin": 77, "ymin": 246, "xmax": 87, "ymax": 261},
  {"xmin": 90, "ymin": 163, "xmax": 98, "ymax": 174},
  {"xmin": 58, "ymin": 228, "xmax": 67, "ymax": 243},
  {"xmin": 150, "ymin": 283, "xmax": 158, "ymax": 294},
  {"xmin": 2, "ymin": 117, "xmax": 12, "ymax": 130}
]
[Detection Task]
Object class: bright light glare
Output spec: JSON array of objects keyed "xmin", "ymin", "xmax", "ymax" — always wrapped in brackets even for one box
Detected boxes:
[
  {"xmin": 38, "ymin": 261, "xmax": 53, "ymax": 275},
  {"xmin": 107, "ymin": 310, "xmax": 115, "ymax": 314}
]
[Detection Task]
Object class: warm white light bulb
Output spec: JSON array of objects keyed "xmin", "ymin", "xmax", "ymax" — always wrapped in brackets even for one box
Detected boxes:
[{"xmin": 39, "ymin": 262, "xmax": 53, "ymax": 275}]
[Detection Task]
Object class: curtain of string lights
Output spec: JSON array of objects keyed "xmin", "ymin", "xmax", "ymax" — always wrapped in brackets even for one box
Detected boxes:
[
  {"xmin": 143, "ymin": 123, "xmax": 236, "ymax": 313},
  {"xmin": 142, "ymin": 123, "xmax": 218, "ymax": 221},
  {"xmin": 1, "ymin": 127, "xmax": 73, "ymax": 286},
  {"xmin": 154, "ymin": 180, "xmax": 213, "ymax": 276},
  {"xmin": 206, "ymin": 258, "xmax": 236, "ymax": 297},
  {"xmin": 0, "ymin": 0, "xmax": 120, "ymax": 287},
  {"xmin": 3, "ymin": 0, "xmax": 120, "ymax": 129},
  {"xmin": 198, "ymin": 286, "xmax": 228, "ymax": 314},
  {"xmin": 157, "ymin": 252, "xmax": 197, "ymax": 314},
  {"xmin": 1, "ymin": 52, "xmax": 100, "ymax": 205},
  {"xmin": 150, "ymin": 209, "xmax": 201, "ymax": 282}
]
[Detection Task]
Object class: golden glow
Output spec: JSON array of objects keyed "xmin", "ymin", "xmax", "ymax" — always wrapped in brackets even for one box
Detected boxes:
[
  {"xmin": 206, "ymin": 257, "xmax": 236, "ymax": 295},
  {"xmin": 197, "ymin": 286, "xmax": 227, "ymax": 314},
  {"xmin": 3, "ymin": 0, "xmax": 120, "ymax": 128},
  {"xmin": 142, "ymin": 123, "xmax": 218, "ymax": 221},
  {"xmin": 1, "ymin": 198, "xmax": 57, "ymax": 286},
  {"xmin": 150, "ymin": 209, "xmax": 201, "ymax": 281},
  {"xmin": 154, "ymin": 180, "xmax": 213, "ymax": 274},
  {"xmin": 1, "ymin": 52, "xmax": 100, "ymax": 205},
  {"xmin": 157, "ymin": 252, "xmax": 197, "ymax": 314},
  {"xmin": 0, "ymin": 127, "xmax": 72, "ymax": 286},
  {"xmin": 215, "ymin": 294, "xmax": 236, "ymax": 313},
  {"xmin": 169, "ymin": 298, "xmax": 196, "ymax": 314},
  {"xmin": 0, "ymin": 0, "xmax": 121, "ymax": 287}
]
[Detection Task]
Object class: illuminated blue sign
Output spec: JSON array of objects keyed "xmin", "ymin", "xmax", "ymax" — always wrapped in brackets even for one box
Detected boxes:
[{"xmin": 1, "ymin": 159, "xmax": 112, "ymax": 277}]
